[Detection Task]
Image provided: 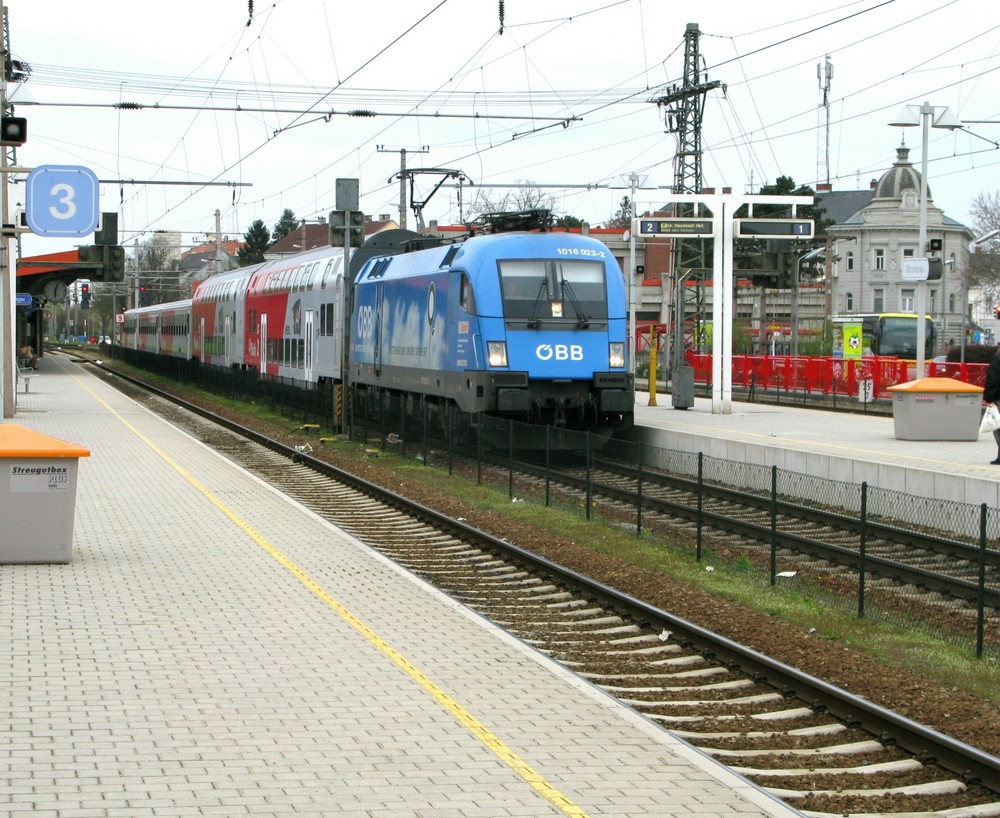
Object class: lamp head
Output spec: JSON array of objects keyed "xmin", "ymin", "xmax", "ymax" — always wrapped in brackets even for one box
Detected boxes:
[{"xmin": 889, "ymin": 105, "xmax": 920, "ymax": 127}]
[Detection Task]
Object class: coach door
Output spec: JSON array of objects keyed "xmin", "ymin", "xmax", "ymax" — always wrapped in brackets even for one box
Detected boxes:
[
  {"xmin": 223, "ymin": 312, "xmax": 232, "ymax": 367},
  {"xmin": 259, "ymin": 313, "xmax": 268, "ymax": 378},
  {"xmin": 304, "ymin": 310, "xmax": 315, "ymax": 382},
  {"xmin": 373, "ymin": 283, "xmax": 384, "ymax": 377}
]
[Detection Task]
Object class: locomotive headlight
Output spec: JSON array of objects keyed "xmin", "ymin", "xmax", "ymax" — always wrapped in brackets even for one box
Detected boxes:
[
  {"xmin": 487, "ymin": 341, "xmax": 508, "ymax": 367},
  {"xmin": 609, "ymin": 342, "xmax": 625, "ymax": 369},
  {"xmin": 551, "ymin": 301, "xmax": 563, "ymax": 318}
]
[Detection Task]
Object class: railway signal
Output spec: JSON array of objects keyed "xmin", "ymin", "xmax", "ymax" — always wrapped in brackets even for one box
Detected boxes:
[
  {"xmin": 1, "ymin": 115, "xmax": 27, "ymax": 145},
  {"xmin": 329, "ymin": 209, "xmax": 367, "ymax": 248}
]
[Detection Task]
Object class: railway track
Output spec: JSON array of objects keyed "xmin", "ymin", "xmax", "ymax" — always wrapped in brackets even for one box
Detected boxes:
[
  {"xmin": 91, "ymin": 362, "xmax": 1000, "ymax": 818},
  {"xmin": 543, "ymin": 457, "xmax": 1000, "ymax": 613}
]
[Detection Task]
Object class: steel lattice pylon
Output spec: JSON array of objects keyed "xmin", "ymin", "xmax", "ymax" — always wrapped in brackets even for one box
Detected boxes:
[{"xmin": 650, "ymin": 23, "xmax": 725, "ymax": 365}]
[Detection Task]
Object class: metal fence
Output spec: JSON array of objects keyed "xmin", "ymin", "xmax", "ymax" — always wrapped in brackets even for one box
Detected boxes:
[{"xmin": 683, "ymin": 353, "xmax": 989, "ymax": 404}]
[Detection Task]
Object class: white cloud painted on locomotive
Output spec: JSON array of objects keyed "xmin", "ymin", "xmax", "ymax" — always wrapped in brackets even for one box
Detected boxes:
[{"xmin": 353, "ymin": 274, "xmax": 449, "ymax": 369}]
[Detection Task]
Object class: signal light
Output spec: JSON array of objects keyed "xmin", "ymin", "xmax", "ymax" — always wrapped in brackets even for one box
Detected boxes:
[
  {"xmin": 81, "ymin": 282, "xmax": 91, "ymax": 309},
  {"xmin": 348, "ymin": 211, "xmax": 366, "ymax": 248},
  {"xmin": 105, "ymin": 245, "xmax": 125, "ymax": 281},
  {"xmin": 1, "ymin": 116, "xmax": 27, "ymax": 146}
]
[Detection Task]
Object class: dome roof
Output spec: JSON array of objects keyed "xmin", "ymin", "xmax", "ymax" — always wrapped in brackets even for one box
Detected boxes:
[{"xmin": 874, "ymin": 144, "xmax": 929, "ymax": 200}]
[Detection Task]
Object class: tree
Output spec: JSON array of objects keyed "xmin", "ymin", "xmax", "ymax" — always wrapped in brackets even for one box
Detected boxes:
[
  {"xmin": 555, "ymin": 214, "xmax": 583, "ymax": 229},
  {"xmin": 271, "ymin": 209, "xmax": 300, "ymax": 246},
  {"xmin": 967, "ymin": 191, "xmax": 1000, "ymax": 293},
  {"xmin": 603, "ymin": 196, "xmax": 632, "ymax": 229},
  {"xmin": 133, "ymin": 234, "xmax": 184, "ymax": 306},
  {"xmin": 239, "ymin": 219, "xmax": 271, "ymax": 266},
  {"xmin": 468, "ymin": 181, "xmax": 555, "ymax": 220}
]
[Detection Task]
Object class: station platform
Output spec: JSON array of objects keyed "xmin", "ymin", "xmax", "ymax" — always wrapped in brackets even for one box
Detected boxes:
[
  {"xmin": 2, "ymin": 356, "xmax": 801, "ymax": 817},
  {"xmin": 632, "ymin": 390, "xmax": 1000, "ymax": 509}
]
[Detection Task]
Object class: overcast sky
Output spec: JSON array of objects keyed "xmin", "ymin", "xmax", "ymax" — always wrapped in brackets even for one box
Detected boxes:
[{"xmin": 8, "ymin": 0, "xmax": 1000, "ymax": 257}]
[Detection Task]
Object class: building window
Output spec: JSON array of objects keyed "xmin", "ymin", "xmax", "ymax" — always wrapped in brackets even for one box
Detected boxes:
[
  {"xmin": 901, "ymin": 288, "xmax": 915, "ymax": 312},
  {"xmin": 949, "ymin": 293, "xmax": 955, "ymax": 312},
  {"xmin": 929, "ymin": 289, "xmax": 937, "ymax": 313},
  {"xmin": 873, "ymin": 288, "xmax": 884, "ymax": 313},
  {"xmin": 846, "ymin": 251, "xmax": 854, "ymax": 272},
  {"xmin": 845, "ymin": 292, "xmax": 854, "ymax": 311},
  {"xmin": 875, "ymin": 249, "xmax": 885, "ymax": 270},
  {"xmin": 903, "ymin": 248, "xmax": 914, "ymax": 258}
]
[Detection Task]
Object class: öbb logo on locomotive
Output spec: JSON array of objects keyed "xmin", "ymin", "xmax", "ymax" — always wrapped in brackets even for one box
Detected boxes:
[{"xmin": 536, "ymin": 344, "xmax": 584, "ymax": 361}]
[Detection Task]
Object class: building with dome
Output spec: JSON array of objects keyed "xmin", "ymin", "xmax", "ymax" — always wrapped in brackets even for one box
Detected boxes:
[{"xmin": 821, "ymin": 143, "xmax": 975, "ymax": 353}]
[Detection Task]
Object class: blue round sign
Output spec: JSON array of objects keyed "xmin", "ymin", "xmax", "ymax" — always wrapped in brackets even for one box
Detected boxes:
[{"xmin": 25, "ymin": 164, "xmax": 100, "ymax": 237}]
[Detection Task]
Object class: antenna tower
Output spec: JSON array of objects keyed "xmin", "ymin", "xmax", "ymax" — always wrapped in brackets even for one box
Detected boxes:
[{"xmin": 817, "ymin": 56, "xmax": 833, "ymax": 186}]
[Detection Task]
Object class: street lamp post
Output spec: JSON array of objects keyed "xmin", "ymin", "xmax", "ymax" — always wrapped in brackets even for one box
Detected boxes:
[
  {"xmin": 621, "ymin": 172, "xmax": 650, "ymax": 381},
  {"xmin": 889, "ymin": 101, "xmax": 962, "ymax": 379}
]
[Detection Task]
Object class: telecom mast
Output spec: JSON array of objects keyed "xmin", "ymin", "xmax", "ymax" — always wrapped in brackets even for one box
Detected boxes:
[{"xmin": 817, "ymin": 56, "xmax": 833, "ymax": 186}]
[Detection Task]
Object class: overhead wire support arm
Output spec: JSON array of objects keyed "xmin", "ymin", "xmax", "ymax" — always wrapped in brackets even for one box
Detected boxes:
[{"xmin": 392, "ymin": 168, "xmax": 471, "ymax": 235}]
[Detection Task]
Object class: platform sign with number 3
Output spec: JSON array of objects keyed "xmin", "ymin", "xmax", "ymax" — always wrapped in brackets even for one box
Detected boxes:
[{"xmin": 25, "ymin": 164, "xmax": 100, "ymax": 237}]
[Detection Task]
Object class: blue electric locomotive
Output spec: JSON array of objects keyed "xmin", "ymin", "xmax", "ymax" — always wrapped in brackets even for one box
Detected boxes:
[{"xmin": 349, "ymin": 225, "xmax": 633, "ymax": 435}]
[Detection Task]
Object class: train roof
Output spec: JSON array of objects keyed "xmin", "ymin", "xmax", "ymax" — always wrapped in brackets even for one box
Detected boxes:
[
  {"xmin": 124, "ymin": 298, "xmax": 193, "ymax": 317},
  {"xmin": 355, "ymin": 230, "xmax": 615, "ymax": 283}
]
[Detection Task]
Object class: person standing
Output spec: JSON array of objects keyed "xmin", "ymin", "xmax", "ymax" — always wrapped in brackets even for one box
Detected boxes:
[{"xmin": 983, "ymin": 349, "xmax": 1000, "ymax": 464}]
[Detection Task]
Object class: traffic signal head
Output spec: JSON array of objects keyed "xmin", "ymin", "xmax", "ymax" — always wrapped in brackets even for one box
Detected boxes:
[
  {"xmin": 1, "ymin": 116, "xmax": 27, "ymax": 146},
  {"xmin": 81, "ymin": 282, "xmax": 91, "ymax": 309},
  {"xmin": 104, "ymin": 246, "xmax": 125, "ymax": 281},
  {"xmin": 78, "ymin": 245, "xmax": 102, "ymax": 265},
  {"xmin": 348, "ymin": 211, "xmax": 366, "ymax": 248}
]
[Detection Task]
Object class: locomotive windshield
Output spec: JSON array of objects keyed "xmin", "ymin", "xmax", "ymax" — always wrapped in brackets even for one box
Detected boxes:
[{"xmin": 498, "ymin": 259, "xmax": 607, "ymax": 326}]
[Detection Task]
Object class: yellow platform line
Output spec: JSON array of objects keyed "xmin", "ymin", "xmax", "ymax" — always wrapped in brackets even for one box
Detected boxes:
[{"xmin": 81, "ymin": 377, "xmax": 591, "ymax": 818}]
